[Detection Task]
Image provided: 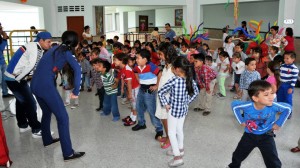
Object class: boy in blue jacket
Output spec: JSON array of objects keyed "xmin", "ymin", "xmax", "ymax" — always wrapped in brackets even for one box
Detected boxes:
[{"xmin": 228, "ymin": 80, "xmax": 291, "ymax": 168}]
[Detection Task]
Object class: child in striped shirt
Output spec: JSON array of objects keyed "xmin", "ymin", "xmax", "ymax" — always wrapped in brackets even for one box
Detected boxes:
[
  {"xmin": 277, "ymin": 51, "xmax": 299, "ymax": 119},
  {"xmin": 90, "ymin": 58, "xmax": 120, "ymax": 122}
]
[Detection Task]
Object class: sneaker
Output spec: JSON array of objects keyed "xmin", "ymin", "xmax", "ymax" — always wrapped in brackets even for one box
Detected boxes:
[
  {"xmin": 44, "ymin": 138, "xmax": 60, "ymax": 148},
  {"xmin": 95, "ymin": 93, "xmax": 98, "ymax": 96},
  {"xmin": 168, "ymin": 157, "xmax": 184, "ymax": 167},
  {"xmin": 32, "ymin": 130, "xmax": 54, "ymax": 138},
  {"xmin": 71, "ymin": 104, "xmax": 79, "ymax": 109},
  {"xmin": 122, "ymin": 116, "xmax": 130, "ymax": 122},
  {"xmin": 124, "ymin": 119, "xmax": 136, "ymax": 126},
  {"xmin": 202, "ymin": 111, "xmax": 211, "ymax": 116},
  {"xmin": 230, "ymin": 87, "xmax": 235, "ymax": 92},
  {"xmin": 132, "ymin": 124, "xmax": 146, "ymax": 131},
  {"xmin": 100, "ymin": 112, "xmax": 109, "ymax": 116},
  {"xmin": 96, "ymin": 107, "xmax": 102, "ymax": 112},
  {"xmin": 217, "ymin": 93, "xmax": 226, "ymax": 98},
  {"xmin": 80, "ymin": 88, "xmax": 84, "ymax": 91},
  {"xmin": 155, "ymin": 131, "xmax": 163, "ymax": 140},
  {"xmin": 64, "ymin": 151, "xmax": 85, "ymax": 162},
  {"xmin": 6, "ymin": 160, "xmax": 13, "ymax": 168},
  {"xmin": 112, "ymin": 117, "xmax": 120, "ymax": 122},
  {"xmin": 2, "ymin": 93, "xmax": 14, "ymax": 98},
  {"xmin": 19, "ymin": 126, "xmax": 31, "ymax": 133},
  {"xmin": 64, "ymin": 102, "xmax": 70, "ymax": 107},
  {"xmin": 87, "ymin": 88, "xmax": 92, "ymax": 92},
  {"xmin": 59, "ymin": 83, "xmax": 63, "ymax": 86},
  {"xmin": 166, "ymin": 149, "xmax": 185, "ymax": 156}
]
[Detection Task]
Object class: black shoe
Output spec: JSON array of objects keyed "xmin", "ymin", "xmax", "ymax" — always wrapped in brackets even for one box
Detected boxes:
[
  {"xmin": 87, "ymin": 88, "xmax": 92, "ymax": 92},
  {"xmin": 155, "ymin": 131, "xmax": 163, "ymax": 140},
  {"xmin": 96, "ymin": 107, "xmax": 102, "ymax": 111},
  {"xmin": 44, "ymin": 138, "xmax": 60, "ymax": 147},
  {"xmin": 59, "ymin": 83, "xmax": 63, "ymax": 86},
  {"xmin": 64, "ymin": 151, "xmax": 85, "ymax": 162},
  {"xmin": 230, "ymin": 87, "xmax": 235, "ymax": 92},
  {"xmin": 80, "ymin": 88, "xmax": 84, "ymax": 91},
  {"xmin": 2, "ymin": 93, "xmax": 14, "ymax": 98},
  {"xmin": 95, "ymin": 93, "xmax": 99, "ymax": 96},
  {"xmin": 132, "ymin": 124, "xmax": 146, "ymax": 131}
]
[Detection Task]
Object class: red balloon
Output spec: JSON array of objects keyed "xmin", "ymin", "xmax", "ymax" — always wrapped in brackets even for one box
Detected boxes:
[{"xmin": 20, "ymin": 0, "xmax": 27, "ymax": 3}]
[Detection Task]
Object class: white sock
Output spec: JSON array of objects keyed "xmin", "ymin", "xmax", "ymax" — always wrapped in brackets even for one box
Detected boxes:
[{"xmin": 131, "ymin": 115, "xmax": 137, "ymax": 121}]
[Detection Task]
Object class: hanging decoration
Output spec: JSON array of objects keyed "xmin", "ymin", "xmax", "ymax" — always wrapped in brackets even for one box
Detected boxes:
[
  {"xmin": 234, "ymin": 0, "xmax": 239, "ymax": 26},
  {"xmin": 20, "ymin": 0, "xmax": 27, "ymax": 3},
  {"xmin": 180, "ymin": 21, "xmax": 209, "ymax": 44},
  {"xmin": 224, "ymin": 0, "xmax": 230, "ymax": 10}
]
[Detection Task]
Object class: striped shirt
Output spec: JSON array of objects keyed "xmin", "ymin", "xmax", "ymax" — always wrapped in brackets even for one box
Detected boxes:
[
  {"xmin": 158, "ymin": 76, "xmax": 199, "ymax": 118},
  {"xmin": 232, "ymin": 100, "xmax": 291, "ymax": 135},
  {"xmin": 280, "ymin": 63, "xmax": 299, "ymax": 88},
  {"xmin": 101, "ymin": 72, "xmax": 117, "ymax": 95},
  {"xmin": 133, "ymin": 62, "xmax": 160, "ymax": 85}
]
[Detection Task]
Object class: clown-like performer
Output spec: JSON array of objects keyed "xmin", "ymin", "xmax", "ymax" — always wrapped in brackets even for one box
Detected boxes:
[
  {"xmin": 4, "ymin": 31, "xmax": 52, "ymax": 138},
  {"xmin": 30, "ymin": 31, "xmax": 85, "ymax": 161}
]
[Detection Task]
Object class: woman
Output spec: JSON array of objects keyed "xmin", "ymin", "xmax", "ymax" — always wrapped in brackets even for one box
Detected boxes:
[
  {"xmin": 82, "ymin": 25, "xmax": 92, "ymax": 44},
  {"xmin": 30, "ymin": 31, "xmax": 85, "ymax": 161},
  {"xmin": 269, "ymin": 26, "xmax": 288, "ymax": 50}
]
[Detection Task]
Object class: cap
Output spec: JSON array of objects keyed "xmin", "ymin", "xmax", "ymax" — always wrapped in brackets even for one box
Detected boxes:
[{"xmin": 34, "ymin": 31, "xmax": 52, "ymax": 42}]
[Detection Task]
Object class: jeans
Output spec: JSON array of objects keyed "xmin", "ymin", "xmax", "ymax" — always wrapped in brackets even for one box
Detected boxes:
[
  {"xmin": 228, "ymin": 132, "xmax": 281, "ymax": 168},
  {"xmin": 277, "ymin": 83, "xmax": 293, "ymax": 106},
  {"xmin": 0, "ymin": 64, "xmax": 9, "ymax": 95},
  {"xmin": 103, "ymin": 93, "xmax": 120, "ymax": 118},
  {"xmin": 136, "ymin": 89, "xmax": 163, "ymax": 132},
  {"xmin": 81, "ymin": 73, "xmax": 91, "ymax": 89},
  {"xmin": 168, "ymin": 112, "xmax": 186, "ymax": 156},
  {"xmin": 6, "ymin": 80, "xmax": 41, "ymax": 131}
]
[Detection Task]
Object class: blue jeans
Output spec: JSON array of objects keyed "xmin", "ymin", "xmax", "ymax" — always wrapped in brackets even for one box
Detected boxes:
[
  {"xmin": 81, "ymin": 73, "xmax": 91, "ymax": 89},
  {"xmin": 136, "ymin": 89, "xmax": 163, "ymax": 132},
  {"xmin": 277, "ymin": 83, "xmax": 293, "ymax": 106},
  {"xmin": 103, "ymin": 93, "xmax": 120, "ymax": 118},
  {"xmin": 6, "ymin": 80, "xmax": 40, "ymax": 131},
  {"xmin": 0, "ymin": 64, "xmax": 9, "ymax": 95}
]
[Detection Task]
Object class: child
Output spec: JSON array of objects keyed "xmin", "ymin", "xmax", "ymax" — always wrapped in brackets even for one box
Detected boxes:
[
  {"xmin": 194, "ymin": 54, "xmax": 217, "ymax": 116},
  {"xmin": 122, "ymin": 45, "xmax": 131, "ymax": 55},
  {"xmin": 266, "ymin": 61, "xmax": 281, "ymax": 96},
  {"xmin": 78, "ymin": 52, "xmax": 92, "ymax": 92},
  {"xmin": 239, "ymin": 58, "xmax": 261, "ymax": 101},
  {"xmin": 277, "ymin": 51, "xmax": 299, "ymax": 118},
  {"xmin": 187, "ymin": 42, "xmax": 199, "ymax": 62},
  {"xmin": 202, "ymin": 43, "xmax": 212, "ymax": 56},
  {"xmin": 124, "ymin": 39, "xmax": 130, "ymax": 46},
  {"xmin": 114, "ymin": 53, "xmax": 140, "ymax": 126},
  {"xmin": 227, "ymin": 80, "xmax": 291, "ymax": 168},
  {"xmin": 81, "ymin": 40, "xmax": 91, "ymax": 58},
  {"xmin": 155, "ymin": 42, "xmax": 177, "ymax": 149},
  {"xmin": 90, "ymin": 59, "xmax": 120, "ymax": 122},
  {"xmin": 214, "ymin": 47, "xmax": 225, "ymax": 63},
  {"xmin": 231, "ymin": 52, "xmax": 245, "ymax": 99},
  {"xmin": 171, "ymin": 41, "xmax": 181, "ymax": 56},
  {"xmin": 252, "ymin": 47, "xmax": 268, "ymax": 79},
  {"xmin": 269, "ymin": 46, "xmax": 279, "ymax": 61},
  {"xmin": 158, "ymin": 56, "xmax": 199, "ymax": 167},
  {"xmin": 205, "ymin": 56, "xmax": 218, "ymax": 95},
  {"xmin": 223, "ymin": 35, "xmax": 235, "ymax": 58},
  {"xmin": 145, "ymin": 42, "xmax": 160, "ymax": 66},
  {"xmin": 217, "ymin": 51, "xmax": 230, "ymax": 98},
  {"xmin": 234, "ymin": 42, "xmax": 248, "ymax": 61},
  {"xmin": 132, "ymin": 49, "xmax": 164, "ymax": 140},
  {"xmin": 179, "ymin": 43, "xmax": 189, "ymax": 57},
  {"xmin": 62, "ymin": 63, "xmax": 79, "ymax": 109},
  {"xmin": 284, "ymin": 27, "xmax": 294, "ymax": 52}
]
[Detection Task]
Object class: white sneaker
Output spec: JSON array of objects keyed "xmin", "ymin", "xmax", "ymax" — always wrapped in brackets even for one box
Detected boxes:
[
  {"xmin": 166, "ymin": 149, "xmax": 184, "ymax": 157},
  {"xmin": 168, "ymin": 158, "xmax": 184, "ymax": 167},
  {"xmin": 32, "ymin": 130, "xmax": 54, "ymax": 138},
  {"xmin": 64, "ymin": 102, "xmax": 70, "ymax": 107},
  {"xmin": 19, "ymin": 126, "xmax": 31, "ymax": 133},
  {"xmin": 71, "ymin": 104, "xmax": 79, "ymax": 109}
]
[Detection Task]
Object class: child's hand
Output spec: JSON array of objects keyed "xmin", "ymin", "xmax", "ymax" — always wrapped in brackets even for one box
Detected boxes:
[
  {"xmin": 127, "ymin": 95, "xmax": 133, "ymax": 101},
  {"xmin": 287, "ymin": 88, "xmax": 293, "ymax": 94},
  {"xmin": 272, "ymin": 124, "xmax": 280, "ymax": 131},
  {"xmin": 70, "ymin": 93, "xmax": 78, "ymax": 99},
  {"xmin": 111, "ymin": 82, "xmax": 118, "ymax": 89},
  {"xmin": 150, "ymin": 85, "xmax": 158, "ymax": 91},
  {"xmin": 241, "ymin": 123, "xmax": 246, "ymax": 127},
  {"xmin": 165, "ymin": 105, "xmax": 170, "ymax": 112},
  {"xmin": 206, "ymin": 90, "xmax": 211, "ymax": 94}
]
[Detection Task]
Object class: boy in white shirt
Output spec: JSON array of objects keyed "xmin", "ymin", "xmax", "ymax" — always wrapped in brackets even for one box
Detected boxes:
[{"xmin": 231, "ymin": 52, "xmax": 245, "ymax": 99}]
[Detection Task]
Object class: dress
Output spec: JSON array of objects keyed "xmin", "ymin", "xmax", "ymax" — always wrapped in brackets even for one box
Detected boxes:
[{"xmin": 155, "ymin": 65, "xmax": 174, "ymax": 119}]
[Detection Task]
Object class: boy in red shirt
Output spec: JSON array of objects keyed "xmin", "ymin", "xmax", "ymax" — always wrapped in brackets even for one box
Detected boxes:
[{"xmin": 114, "ymin": 53, "xmax": 140, "ymax": 126}]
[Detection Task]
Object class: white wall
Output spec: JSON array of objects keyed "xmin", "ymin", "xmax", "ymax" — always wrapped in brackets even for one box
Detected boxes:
[
  {"xmin": 128, "ymin": 11, "xmax": 136, "ymax": 28},
  {"xmin": 155, "ymin": 7, "xmax": 179, "ymax": 27},
  {"xmin": 294, "ymin": 0, "xmax": 300, "ymax": 36},
  {"xmin": 135, "ymin": 10, "xmax": 155, "ymax": 28},
  {"xmin": 203, "ymin": 1, "xmax": 279, "ymax": 32}
]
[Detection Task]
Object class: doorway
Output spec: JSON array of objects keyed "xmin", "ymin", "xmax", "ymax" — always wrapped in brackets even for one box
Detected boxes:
[
  {"xmin": 138, "ymin": 15, "xmax": 148, "ymax": 32},
  {"xmin": 67, "ymin": 16, "xmax": 84, "ymax": 41}
]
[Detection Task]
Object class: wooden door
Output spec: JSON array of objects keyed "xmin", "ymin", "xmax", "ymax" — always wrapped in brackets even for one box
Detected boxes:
[
  {"xmin": 139, "ymin": 15, "xmax": 148, "ymax": 32},
  {"xmin": 67, "ymin": 16, "xmax": 84, "ymax": 42}
]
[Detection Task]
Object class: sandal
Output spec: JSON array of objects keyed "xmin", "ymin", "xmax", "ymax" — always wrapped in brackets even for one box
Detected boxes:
[
  {"xmin": 158, "ymin": 137, "xmax": 167, "ymax": 143},
  {"xmin": 161, "ymin": 141, "xmax": 171, "ymax": 149},
  {"xmin": 291, "ymin": 146, "xmax": 300, "ymax": 153}
]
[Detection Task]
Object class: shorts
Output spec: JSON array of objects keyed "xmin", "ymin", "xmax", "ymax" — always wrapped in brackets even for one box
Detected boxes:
[
  {"xmin": 155, "ymin": 94, "xmax": 169, "ymax": 119},
  {"xmin": 234, "ymin": 73, "xmax": 241, "ymax": 85}
]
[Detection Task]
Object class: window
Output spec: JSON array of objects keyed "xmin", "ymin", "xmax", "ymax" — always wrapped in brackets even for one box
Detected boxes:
[{"xmin": 105, "ymin": 14, "xmax": 113, "ymax": 32}]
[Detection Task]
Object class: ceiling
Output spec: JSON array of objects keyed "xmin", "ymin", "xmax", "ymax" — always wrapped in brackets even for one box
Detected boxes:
[{"xmin": 0, "ymin": 1, "xmax": 38, "ymax": 12}]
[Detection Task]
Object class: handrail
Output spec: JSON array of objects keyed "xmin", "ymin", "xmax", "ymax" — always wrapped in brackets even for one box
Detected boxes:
[{"xmin": 8, "ymin": 29, "xmax": 46, "ymax": 57}]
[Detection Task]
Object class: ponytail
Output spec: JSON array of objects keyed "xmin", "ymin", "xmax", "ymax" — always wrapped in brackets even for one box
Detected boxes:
[
  {"xmin": 268, "ymin": 61, "xmax": 281, "ymax": 89},
  {"xmin": 172, "ymin": 56, "xmax": 194, "ymax": 96}
]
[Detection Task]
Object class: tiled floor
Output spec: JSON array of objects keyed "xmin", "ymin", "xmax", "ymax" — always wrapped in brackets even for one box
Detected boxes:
[{"xmin": 1, "ymin": 84, "xmax": 300, "ymax": 168}]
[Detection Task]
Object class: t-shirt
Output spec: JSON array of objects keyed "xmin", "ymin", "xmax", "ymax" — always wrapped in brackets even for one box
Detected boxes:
[
  {"xmin": 220, "ymin": 58, "xmax": 230, "ymax": 73},
  {"xmin": 133, "ymin": 62, "xmax": 160, "ymax": 85},
  {"xmin": 165, "ymin": 29, "xmax": 176, "ymax": 41},
  {"xmin": 231, "ymin": 61, "xmax": 245, "ymax": 74},
  {"xmin": 120, "ymin": 65, "xmax": 139, "ymax": 89},
  {"xmin": 101, "ymin": 72, "xmax": 117, "ymax": 95},
  {"xmin": 266, "ymin": 75, "xmax": 276, "ymax": 85},
  {"xmin": 284, "ymin": 36, "xmax": 295, "ymax": 52},
  {"xmin": 223, "ymin": 42, "xmax": 235, "ymax": 58}
]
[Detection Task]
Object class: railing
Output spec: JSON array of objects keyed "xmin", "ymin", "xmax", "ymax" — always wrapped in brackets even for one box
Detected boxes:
[{"xmin": 123, "ymin": 32, "xmax": 166, "ymax": 45}]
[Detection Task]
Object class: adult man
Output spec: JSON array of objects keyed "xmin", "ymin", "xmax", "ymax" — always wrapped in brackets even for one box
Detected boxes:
[
  {"xmin": 0, "ymin": 23, "xmax": 13, "ymax": 98},
  {"xmin": 164, "ymin": 23, "xmax": 176, "ymax": 42},
  {"xmin": 4, "ymin": 32, "xmax": 52, "ymax": 138}
]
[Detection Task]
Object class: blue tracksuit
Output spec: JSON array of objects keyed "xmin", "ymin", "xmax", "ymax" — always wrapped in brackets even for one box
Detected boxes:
[
  {"xmin": 30, "ymin": 45, "xmax": 81, "ymax": 157},
  {"xmin": 277, "ymin": 63, "xmax": 299, "ymax": 107}
]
